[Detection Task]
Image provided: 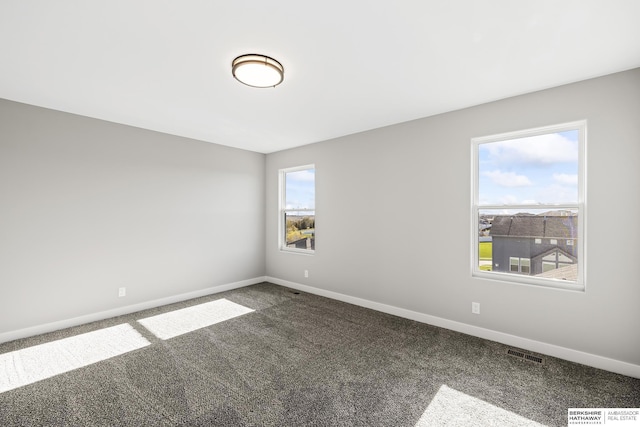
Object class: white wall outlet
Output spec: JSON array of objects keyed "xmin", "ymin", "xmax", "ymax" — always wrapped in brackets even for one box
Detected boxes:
[
  {"xmin": 118, "ymin": 287, "xmax": 126, "ymax": 297},
  {"xmin": 472, "ymin": 302, "xmax": 480, "ymax": 314},
  {"xmin": 304, "ymin": 269, "xmax": 309, "ymax": 278}
]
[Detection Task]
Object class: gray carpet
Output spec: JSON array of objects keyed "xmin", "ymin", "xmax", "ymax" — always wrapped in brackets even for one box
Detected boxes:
[{"xmin": 1, "ymin": 282, "xmax": 638, "ymax": 426}]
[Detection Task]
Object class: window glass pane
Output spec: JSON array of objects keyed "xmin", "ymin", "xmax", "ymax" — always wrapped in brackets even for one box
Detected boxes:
[
  {"xmin": 284, "ymin": 211, "xmax": 315, "ymax": 249},
  {"xmin": 285, "ymin": 169, "xmax": 315, "ymax": 209},
  {"xmin": 478, "ymin": 208, "xmax": 579, "ymax": 279},
  {"xmin": 478, "ymin": 130, "xmax": 578, "ymax": 205}
]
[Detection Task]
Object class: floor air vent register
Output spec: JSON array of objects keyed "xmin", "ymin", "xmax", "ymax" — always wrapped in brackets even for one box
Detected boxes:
[{"xmin": 506, "ymin": 348, "xmax": 546, "ymax": 365}]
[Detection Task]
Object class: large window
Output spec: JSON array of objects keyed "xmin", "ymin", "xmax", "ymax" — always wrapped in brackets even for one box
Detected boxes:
[
  {"xmin": 472, "ymin": 121, "xmax": 586, "ymax": 290},
  {"xmin": 280, "ymin": 165, "xmax": 315, "ymax": 253}
]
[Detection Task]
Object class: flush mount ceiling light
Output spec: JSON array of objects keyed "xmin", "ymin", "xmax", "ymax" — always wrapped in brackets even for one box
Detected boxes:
[{"xmin": 232, "ymin": 54, "xmax": 284, "ymax": 88}]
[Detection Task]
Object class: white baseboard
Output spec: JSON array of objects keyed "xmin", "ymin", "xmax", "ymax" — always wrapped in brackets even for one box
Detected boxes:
[
  {"xmin": 0, "ymin": 276, "xmax": 266, "ymax": 344},
  {"xmin": 266, "ymin": 276, "xmax": 640, "ymax": 379}
]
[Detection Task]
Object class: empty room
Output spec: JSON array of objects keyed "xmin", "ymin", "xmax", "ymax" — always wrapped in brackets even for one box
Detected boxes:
[{"xmin": 1, "ymin": 1, "xmax": 639, "ymax": 426}]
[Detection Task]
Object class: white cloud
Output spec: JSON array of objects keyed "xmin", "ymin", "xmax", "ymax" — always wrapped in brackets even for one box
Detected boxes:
[
  {"xmin": 537, "ymin": 183, "xmax": 578, "ymax": 204},
  {"xmin": 553, "ymin": 173, "xmax": 578, "ymax": 185},
  {"xmin": 287, "ymin": 169, "xmax": 315, "ymax": 182},
  {"xmin": 499, "ymin": 195, "xmax": 521, "ymax": 205},
  {"xmin": 483, "ymin": 170, "xmax": 532, "ymax": 187},
  {"xmin": 482, "ymin": 133, "xmax": 578, "ymax": 166}
]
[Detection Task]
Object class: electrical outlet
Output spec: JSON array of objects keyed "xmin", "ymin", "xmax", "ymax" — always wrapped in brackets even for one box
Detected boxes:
[
  {"xmin": 118, "ymin": 287, "xmax": 126, "ymax": 297},
  {"xmin": 472, "ymin": 302, "xmax": 480, "ymax": 314},
  {"xmin": 304, "ymin": 269, "xmax": 309, "ymax": 278}
]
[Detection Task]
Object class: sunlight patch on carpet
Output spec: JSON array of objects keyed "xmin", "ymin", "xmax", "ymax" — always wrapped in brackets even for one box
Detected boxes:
[
  {"xmin": 0, "ymin": 323, "xmax": 150, "ymax": 393},
  {"xmin": 137, "ymin": 298, "xmax": 254, "ymax": 340},
  {"xmin": 415, "ymin": 384, "xmax": 544, "ymax": 427}
]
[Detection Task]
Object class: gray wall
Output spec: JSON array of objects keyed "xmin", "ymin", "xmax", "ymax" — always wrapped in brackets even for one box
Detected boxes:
[
  {"xmin": 0, "ymin": 99, "xmax": 265, "ymax": 335},
  {"xmin": 265, "ymin": 68, "xmax": 640, "ymax": 367}
]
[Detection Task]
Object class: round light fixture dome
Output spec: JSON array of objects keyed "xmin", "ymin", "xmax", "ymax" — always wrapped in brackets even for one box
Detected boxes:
[{"xmin": 232, "ymin": 54, "xmax": 284, "ymax": 88}]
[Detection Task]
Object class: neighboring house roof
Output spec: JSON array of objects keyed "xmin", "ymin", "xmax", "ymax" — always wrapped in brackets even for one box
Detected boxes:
[
  {"xmin": 539, "ymin": 210, "xmax": 576, "ymax": 217},
  {"xmin": 536, "ymin": 263, "xmax": 578, "ymax": 281},
  {"xmin": 489, "ymin": 215, "xmax": 578, "ymax": 239}
]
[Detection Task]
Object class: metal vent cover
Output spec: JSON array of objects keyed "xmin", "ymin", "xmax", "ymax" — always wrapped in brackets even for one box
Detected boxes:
[{"xmin": 506, "ymin": 348, "xmax": 545, "ymax": 365}]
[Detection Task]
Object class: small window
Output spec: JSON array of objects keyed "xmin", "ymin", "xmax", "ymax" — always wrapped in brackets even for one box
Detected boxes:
[
  {"xmin": 510, "ymin": 257, "xmax": 519, "ymax": 272},
  {"xmin": 508, "ymin": 257, "xmax": 530, "ymax": 274},
  {"xmin": 279, "ymin": 165, "xmax": 315, "ymax": 254},
  {"xmin": 472, "ymin": 121, "xmax": 586, "ymax": 291}
]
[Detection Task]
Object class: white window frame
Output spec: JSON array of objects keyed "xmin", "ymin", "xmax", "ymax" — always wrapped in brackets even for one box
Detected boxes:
[
  {"xmin": 279, "ymin": 164, "xmax": 316, "ymax": 255},
  {"xmin": 471, "ymin": 121, "xmax": 587, "ymax": 291}
]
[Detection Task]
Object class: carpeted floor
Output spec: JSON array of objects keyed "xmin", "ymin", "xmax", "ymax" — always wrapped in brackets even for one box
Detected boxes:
[{"xmin": 1, "ymin": 282, "xmax": 638, "ymax": 426}]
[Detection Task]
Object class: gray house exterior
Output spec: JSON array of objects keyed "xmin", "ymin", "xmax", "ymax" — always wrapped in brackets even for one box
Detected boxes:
[{"xmin": 489, "ymin": 214, "xmax": 578, "ymax": 277}]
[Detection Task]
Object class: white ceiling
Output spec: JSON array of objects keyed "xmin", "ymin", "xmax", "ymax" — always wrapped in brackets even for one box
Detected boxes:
[{"xmin": 1, "ymin": 1, "xmax": 639, "ymax": 154}]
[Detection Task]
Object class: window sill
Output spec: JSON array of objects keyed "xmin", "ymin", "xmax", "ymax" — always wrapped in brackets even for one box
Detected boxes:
[
  {"xmin": 280, "ymin": 248, "xmax": 315, "ymax": 256},
  {"xmin": 472, "ymin": 270, "xmax": 585, "ymax": 292}
]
